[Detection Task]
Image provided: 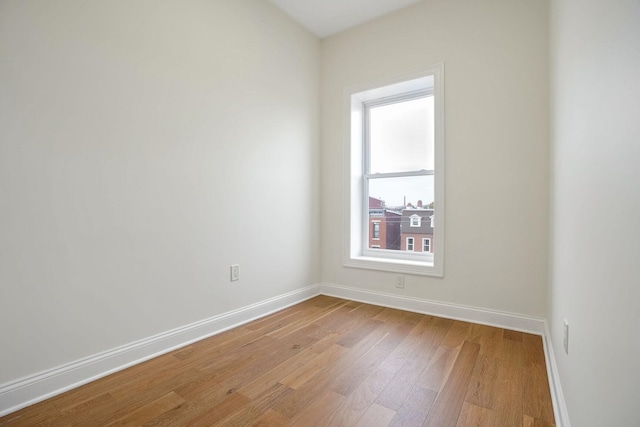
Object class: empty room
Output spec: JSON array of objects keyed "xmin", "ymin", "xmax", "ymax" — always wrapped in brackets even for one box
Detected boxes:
[{"xmin": 0, "ymin": 0, "xmax": 638, "ymax": 426}]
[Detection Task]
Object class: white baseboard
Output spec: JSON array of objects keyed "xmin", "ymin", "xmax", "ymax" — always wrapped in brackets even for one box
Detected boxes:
[
  {"xmin": 319, "ymin": 283, "xmax": 546, "ymax": 334},
  {"xmin": 542, "ymin": 322, "xmax": 571, "ymax": 427},
  {"xmin": 0, "ymin": 285, "xmax": 320, "ymax": 417}
]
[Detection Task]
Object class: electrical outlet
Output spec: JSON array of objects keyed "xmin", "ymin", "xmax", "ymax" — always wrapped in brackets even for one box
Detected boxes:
[
  {"xmin": 563, "ymin": 319, "xmax": 569, "ymax": 354},
  {"xmin": 395, "ymin": 275, "xmax": 405, "ymax": 289},
  {"xmin": 230, "ymin": 264, "xmax": 240, "ymax": 281}
]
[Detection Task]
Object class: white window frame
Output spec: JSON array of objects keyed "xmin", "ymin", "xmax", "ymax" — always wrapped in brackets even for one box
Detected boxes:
[
  {"xmin": 343, "ymin": 65, "xmax": 445, "ymax": 277},
  {"xmin": 423, "ymin": 238, "xmax": 431, "ymax": 253},
  {"xmin": 410, "ymin": 215, "xmax": 422, "ymax": 227},
  {"xmin": 406, "ymin": 237, "xmax": 415, "ymax": 251},
  {"xmin": 372, "ymin": 221, "xmax": 381, "ymax": 240}
]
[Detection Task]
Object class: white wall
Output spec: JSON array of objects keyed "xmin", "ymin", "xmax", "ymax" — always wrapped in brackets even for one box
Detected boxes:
[
  {"xmin": 0, "ymin": 0, "xmax": 319, "ymax": 384},
  {"xmin": 320, "ymin": 0, "xmax": 550, "ymax": 317},
  {"xmin": 549, "ymin": 0, "xmax": 640, "ymax": 425}
]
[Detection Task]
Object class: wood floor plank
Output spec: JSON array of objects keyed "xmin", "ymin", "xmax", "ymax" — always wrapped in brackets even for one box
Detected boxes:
[
  {"xmin": 146, "ymin": 333, "xmax": 320, "ymax": 425},
  {"xmin": 355, "ymin": 403, "xmax": 396, "ymax": 427},
  {"xmin": 105, "ymin": 391, "xmax": 185, "ymax": 426},
  {"xmin": 418, "ymin": 345, "xmax": 460, "ymax": 393},
  {"xmin": 376, "ymin": 325, "xmax": 446, "ymax": 411},
  {"xmin": 54, "ymin": 392, "xmax": 117, "ymax": 425},
  {"xmin": 238, "ymin": 345, "xmax": 321, "ymax": 399},
  {"xmin": 106, "ymin": 356, "xmax": 198, "ymax": 401},
  {"xmin": 0, "ymin": 297, "xmax": 555, "ymax": 427},
  {"xmin": 280, "ymin": 344, "xmax": 349, "ymax": 389},
  {"xmin": 326, "ymin": 352, "xmax": 404, "ymax": 427},
  {"xmin": 463, "ymin": 353, "xmax": 499, "ymax": 410},
  {"xmin": 338, "ymin": 318, "xmax": 386, "ymax": 348},
  {"xmin": 523, "ymin": 334, "xmax": 555, "ymax": 425},
  {"xmin": 286, "ymin": 389, "xmax": 346, "ymax": 426},
  {"xmin": 71, "ymin": 368, "xmax": 203, "ymax": 426},
  {"xmin": 212, "ymin": 383, "xmax": 294, "ymax": 426},
  {"xmin": 389, "ymin": 384, "xmax": 437, "ymax": 427},
  {"xmin": 523, "ymin": 414, "xmax": 556, "ymax": 427},
  {"xmin": 172, "ymin": 326, "xmax": 254, "ymax": 360},
  {"xmin": 251, "ymin": 408, "xmax": 290, "ymax": 426},
  {"xmin": 487, "ymin": 337, "xmax": 524, "ymax": 426},
  {"xmin": 467, "ymin": 324, "xmax": 503, "ymax": 359},
  {"xmin": 370, "ymin": 315, "xmax": 435, "ymax": 380},
  {"xmin": 503, "ymin": 329, "xmax": 524, "ymax": 342},
  {"xmin": 376, "ymin": 317, "xmax": 452, "ymax": 410},
  {"xmin": 244, "ymin": 297, "xmax": 337, "ymax": 331},
  {"xmin": 442, "ymin": 320, "xmax": 472, "ymax": 348},
  {"xmin": 237, "ymin": 302, "xmax": 384, "ymax": 400},
  {"xmin": 51, "ymin": 351, "xmax": 182, "ymax": 408},
  {"xmin": 270, "ymin": 322, "xmax": 389, "ymax": 419},
  {"xmin": 372, "ymin": 309, "xmax": 425, "ymax": 352},
  {"xmin": 376, "ymin": 317, "xmax": 444, "ymax": 411},
  {"xmin": 456, "ymin": 402, "xmax": 493, "ymax": 427},
  {"xmin": 309, "ymin": 295, "xmax": 345, "ymax": 308},
  {"xmin": 180, "ymin": 392, "xmax": 251, "ymax": 427},
  {"xmin": 330, "ymin": 347, "xmax": 390, "ymax": 396},
  {"xmin": 424, "ymin": 341, "xmax": 481, "ymax": 427},
  {"xmin": 0, "ymin": 402, "xmax": 59, "ymax": 427},
  {"xmin": 299, "ymin": 302, "xmax": 363, "ymax": 341}
]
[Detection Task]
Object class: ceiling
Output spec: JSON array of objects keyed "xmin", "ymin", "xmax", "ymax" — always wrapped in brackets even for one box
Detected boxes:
[{"xmin": 269, "ymin": 0, "xmax": 423, "ymax": 38}]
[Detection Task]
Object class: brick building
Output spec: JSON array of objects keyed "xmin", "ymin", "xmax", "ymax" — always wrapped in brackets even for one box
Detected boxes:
[
  {"xmin": 400, "ymin": 204, "xmax": 434, "ymax": 253},
  {"xmin": 368, "ymin": 197, "xmax": 401, "ymax": 250}
]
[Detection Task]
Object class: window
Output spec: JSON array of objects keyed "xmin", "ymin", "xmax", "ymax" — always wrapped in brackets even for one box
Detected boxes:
[
  {"xmin": 344, "ymin": 65, "xmax": 445, "ymax": 277},
  {"xmin": 372, "ymin": 221, "xmax": 380, "ymax": 239},
  {"xmin": 423, "ymin": 238, "xmax": 431, "ymax": 252}
]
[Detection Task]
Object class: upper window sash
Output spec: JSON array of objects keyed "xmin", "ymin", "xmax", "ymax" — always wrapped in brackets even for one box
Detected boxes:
[{"xmin": 362, "ymin": 89, "xmax": 434, "ymax": 177}]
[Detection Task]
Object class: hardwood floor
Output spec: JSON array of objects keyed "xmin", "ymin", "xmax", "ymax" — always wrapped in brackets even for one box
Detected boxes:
[{"xmin": 0, "ymin": 296, "xmax": 555, "ymax": 426}]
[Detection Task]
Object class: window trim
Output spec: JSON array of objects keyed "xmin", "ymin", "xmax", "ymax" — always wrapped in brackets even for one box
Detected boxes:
[
  {"xmin": 406, "ymin": 237, "xmax": 415, "ymax": 251},
  {"xmin": 343, "ymin": 65, "xmax": 445, "ymax": 277},
  {"xmin": 410, "ymin": 215, "xmax": 422, "ymax": 227},
  {"xmin": 372, "ymin": 221, "xmax": 380, "ymax": 240},
  {"xmin": 423, "ymin": 238, "xmax": 431, "ymax": 253}
]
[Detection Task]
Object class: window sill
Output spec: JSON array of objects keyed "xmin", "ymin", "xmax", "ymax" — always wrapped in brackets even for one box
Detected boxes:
[{"xmin": 344, "ymin": 255, "xmax": 443, "ymax": 277}]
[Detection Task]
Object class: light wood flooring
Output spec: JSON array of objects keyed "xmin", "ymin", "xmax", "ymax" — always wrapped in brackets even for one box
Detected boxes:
[{"xmin": 0, "ymin": 296, "xmax": 555, "ymax": 426}]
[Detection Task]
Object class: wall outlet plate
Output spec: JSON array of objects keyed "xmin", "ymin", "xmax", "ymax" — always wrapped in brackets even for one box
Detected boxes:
[{"xmin": 230, "ymin": 264, "xmax": 240, "ymax": 281}]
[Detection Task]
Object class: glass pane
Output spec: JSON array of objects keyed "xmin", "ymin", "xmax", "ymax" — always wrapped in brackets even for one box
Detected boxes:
[
  {"xmin": 367, "ymin": 175, "xmax": 435, "ymax": 252},
  {"xmin": 369, "ymin": 96, "xmax": 434, "ymax": 174}
]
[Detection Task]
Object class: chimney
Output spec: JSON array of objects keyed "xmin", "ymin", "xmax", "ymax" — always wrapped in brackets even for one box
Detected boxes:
[{"xmin": 417, "ymin": 200, "xmax": 423, "ymax": 208}]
